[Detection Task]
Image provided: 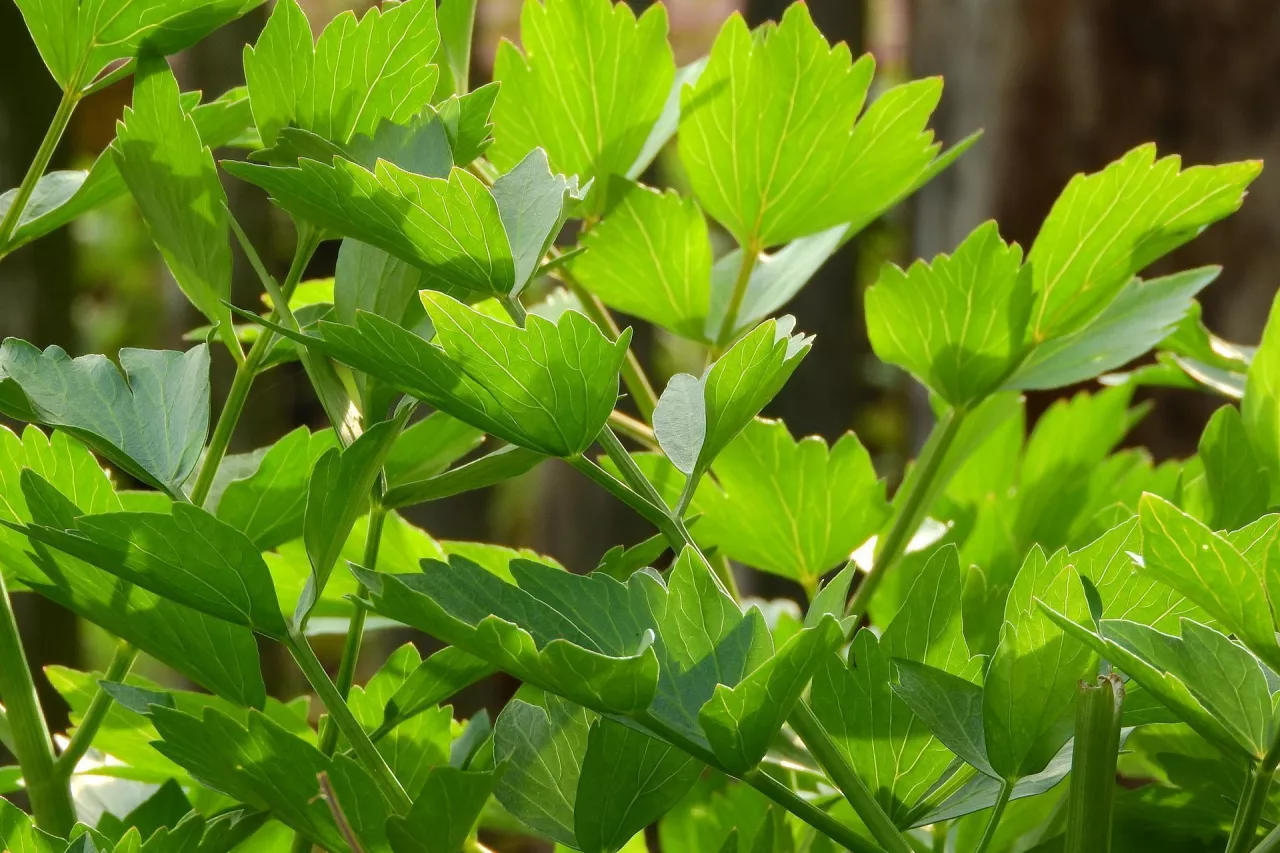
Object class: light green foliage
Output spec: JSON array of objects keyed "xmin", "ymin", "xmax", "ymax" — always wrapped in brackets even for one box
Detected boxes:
[
  {"xmin": 1244, "ymin": 289, "xmax": 1280, "ymax": 500},
  {"xmin": 0, "ymin": 342, "xmax": 208, "ymax": 497},
  {"xmin": 214, "ymin": 426, "xmax": 336, "ymax": 548},
  {"xmin": 680, "ymin": 3, "xmax": 942, "ymax": 248},
  {"xmin": 569, "ymin": 179, "xmax": 713, "ymax": 341},
  {"xmin": 694, "ymin": 418, "xmax": 888, "ymax": 590},
  {"xmin": 1184, "ymin": 405, "xmax": 1270, "ymax": 530},
  {"xmin": 489, "ymin": 0, "xmax": 674, "ymax": 213},
  {"xmin": 866, "ymin": 221, "xmax": 1029, "ymax": 408},
  {"xmin": 1026, "ymin": 145, "xmax": 1259, "ymax": 342},
  {"xmin": 243, "ymin": 0, "xmax": 438, "ymax": 148},
  {"xmin": 813, "ymin": 547, "xmax": 980, "ymax": 819},
  {"xmin": 112, "ymin": 55, "xmax": 236, "ymax": 352}
]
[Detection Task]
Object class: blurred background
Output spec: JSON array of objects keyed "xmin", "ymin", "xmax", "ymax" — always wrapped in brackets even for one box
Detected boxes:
[{"xmin": 1, "ymin": 0, "xmax": 1276, "ymax": 766}]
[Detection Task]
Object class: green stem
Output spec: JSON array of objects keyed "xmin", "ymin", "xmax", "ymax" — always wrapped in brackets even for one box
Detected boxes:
[
  {"xmin": 1253, "ymin": 823, "xmax": 1280, "ymax": 853},
  {"xmin": 636, "ymin": 711, "xmax": 882, "ymax": 853},
  {"xmin": 0, "ymin": 706, "xmax": 13, "ymax": 754},
  {"xmin": 561, "ymin": 271, "xmax": 658, "ymax": 422},
  {"xmin": 0, "ymin": 82, "xmax": 81, "ymax": 257},
  {"xmin": 716, "ymin": 239, "xmax": 762, "ymax": 350},
  {"xmin": 54, "ymin": 640, "xmax": 137, "ymax": 777},
  {"xmin": 846, "ymin": 406, "xmax": 967, "ymax": 623},
  {"xmin": 607, "ymin": 410, "xmax": 659, "ymax": 452},
  {"xmin": 900, "ymin": 763, "xmax": 977, "ymax": 828},
  {"xmin": 1226, "ymin": 728, "xmax": 1280, "ymax": 853},
  {"xmin": 973, "ymin": 780, "xmax": 1013, "ymax": 853},
  {"xmin": 1064, "ymin": 674, "xmax": 1123, "ymax": 853},
  {"xmin": 189, "ymin": 228, "xmax": 320, "ymax": 506},
  {"xmin": 316, "ymin": 501, "xmax": 387, "ymax": 757},
  {"xmin": 788, "ymin": 701, "xmax": 914, "ymax": 853},
  {"xmin": 0, "ymin": 573, "xmax": 74, "ymax": 834},
  {"xmin": 284, "ymin": 629, "xmax": 411, "ymax": 814}
]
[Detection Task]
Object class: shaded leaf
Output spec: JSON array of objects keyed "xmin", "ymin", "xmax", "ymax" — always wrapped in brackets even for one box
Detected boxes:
[
  {"xmin": 214, "ymin": 425, "xmax": 336, "ymax": 548},
  {"xmin": 386, "ymin": 765, "xmax": 494, "ymax": 853},
  {"xmin": 490, "ymin": 148, "xmax": 587, "ymax": 296}
]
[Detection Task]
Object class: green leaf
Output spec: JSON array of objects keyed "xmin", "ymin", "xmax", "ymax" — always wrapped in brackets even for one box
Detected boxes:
[
  {"xmin": 356, "ymin": 555, "xmax": 661, "ymax": 715},
  {"xmin": 251, "ymin": 294, "xmax": 628, "ymax": 457},
  {"xmin": 1027, "ymin": 145, "xmax": 1260, "ymax": 342},
  {"xmin": 16, "ymin": 471, "xmax": 288, "ymax": 638},
  {"xmin": 15, "ymin": 0, "xmax": 263, "ymax": 89},
  {"xmin": 865, "ymin": 221, "xmax": 1029, "ymax": 408},
  {"xmin": 147, "ymin": 705, "xmax": 360, "ymax": 851},
  {"xmin": 387, "ymin": 765, "xmax": 494, "ymax": 853},
  {"xmin": 891, "ymin": 659, "xmax": 995, "ymax": 778},
  {"xmin": 814, "ymin": 546, "xmax": 982, "ymax": 819},
  {"xmin": 568, "ymin": 178, "xmax": 713, "ymax": 342},
  {"xmin": 679, "ymin": 5, "xmax": 941, "ymax": 247},
  {"xmin": 0, "ymin": 427, "xmax": 265, "ymax": 707},
  {"xmin": 0, "ymin": 341, "xmax": 208, "ymax": 497},
  {"xmin": 575, "ymin": 717, "xmax": 701, "ymax": 853},
  {"xmin": 494, "ymin": 694, "xmax": 591, "ymax": 847},
  {"xmin": 436, "ymin": 84, "xmax": 500, "ymax": 167},
  {"xmin": 1070, "ymin": 518, "xmax": 1202, "ymax": 632},
  {"xmin": 112, "ymin": 54, "xmax": 235, "ymax": 350},
  {"xmin": 384, "ymin": 413, "xmax": 485, "ymax": 491},
  {"xmin": 0, "ymin": 795, "xmax": 62, "ymax": 853},
  {"xmin": 693, "ymin": 418, "xmax": 887, "ymax": 590},
  {"xmin": 983, "ymin": 548, "xmax": 1096, "ymax": 779},
  {"xmin": 1193, "ymin": 405, "xmax": 1270, "ymax": 530},
  {"xmin": 1006, "ymin": 267, "xmax": 1220, "ymax": 390},
  {"xmin": 382, "ymin": 444, "xmax": 545, "ymax": 510},
  {"xmin": 431, "ymin": 0, "xmax": 476, "ymax": 99},
  {"xmin": 699, "ymin": 614, "xmax": 843, "ymax": 773},
  {"xmin": 243, "ymin": 0, "xmax": 438, "ymax": 148},
  {"xmin": 214, "ymin": 426, "xmax": 337, "ymax": 549},
  {"xmin": 653, "ymin": 317, "xmax": 810, "ymax": 480},
  {"xmin": 1139, "ymin": 493, "xmax": 1280, "ymax": 671},
  {"xmin": 1245, "ymin": 289, "xmax": 1280, "ymax": 501},
  {"xmin": 226, "ymin": 157, "xmax": 514, "ymax": 298},
  {"xmin": 300, "ymin": 412, "xmax": 408, "ymax": 627},
  {"xmin": 379, "ymin": 645, "xmax": 494, "ymax": 738},
  {"xmin": 491, "ymin": 148, "xmax": 587, "ymax": 296},
  {"xmin": 489, "ymin": 0, "xmax": 674, "ymax": 215}
]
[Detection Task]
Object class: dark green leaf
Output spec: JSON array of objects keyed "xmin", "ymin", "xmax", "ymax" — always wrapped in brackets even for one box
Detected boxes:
[
  {"xmin": 494, "ymin": 694, "xmax": 591, "ymax": 846},
  {"xmin": 891, "ymin": 659, "xmax": 994, "ymax": 778},
  {"xmin": 387, "ymin": 765, "xmax": 494, "ymax": 853},
  {"xmin": 381, "ymin": 444, "xmax": 545, "ymax": 510},
  {"xmin": 379, "ymin": 645, "xmax": 494, "ymax": 738},
  {"xmin": 0, "ymin": 341, "xmax": 208, "ymax": 496}
]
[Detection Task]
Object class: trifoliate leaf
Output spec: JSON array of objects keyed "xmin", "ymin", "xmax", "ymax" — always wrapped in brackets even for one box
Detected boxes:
[
  {"xmin": 1007, "ymin": 267, "xmax": 1220, "ymax": 390},
  {"xmin": 694, "ymin": 418, "xmax": 887, "ymax": 590},
  {"xmin": 653, "ymin": 318, "xmax": 810, "ymax": 481},
  {"xmin": 224, "ymin": 157, "xmax": 514, "ymax": 298},
  {"xmin": 983, "ymin": 548, "xmax": 1095, "ymax": 779},
  {"xmin": 243, "ymin": 0, "xmax": 438, "ymax": 148},
  {"xmin": 16, "ymin": 471, "xmax": 288, "ymax": 639},
  {"xmin": 866, "ymin": 221, "xmax": 1030, "ymax": 408},
  {"xmin": 679, "ymin": 5, "xmax": 942, "ymax": 247},
  {"xmin": 489, "ymin": 0, "xmax": 674, "ymax": 215},
  {"xmin": 1027, "ymin": 145, "xmax": 1260, "ymax": 342},
  {"xmin": 112, "ymin": 54, "xmax": 236, "ymax": 352},
  {"xmin": 0, "ymin": 341, "xmax": 208, "ymax": 497},
  {"xmin": 569, "ymin": 178, "xmax": 714, "ymax": 342}
]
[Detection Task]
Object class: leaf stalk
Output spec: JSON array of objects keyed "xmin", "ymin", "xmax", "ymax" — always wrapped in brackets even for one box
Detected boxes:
[
  {"xmin": 0, "ymin": 81, "xmax": 82, "ymax": 258},
  {"xmin": 53, "ymin": 639, "xmax": 137, "ymax": 777},
  {"xmin": 1226, "ymin": 724, "xmax": 1280, "ymax": 853},
  {"xmin": 973, "ymin": 779, "xmax": 1013, "ymax": 853}
]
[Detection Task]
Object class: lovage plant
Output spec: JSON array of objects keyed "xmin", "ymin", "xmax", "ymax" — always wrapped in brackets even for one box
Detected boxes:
[{"xmin": 0, "ymin": 0, "xmax": 1273, "ymax": 851}]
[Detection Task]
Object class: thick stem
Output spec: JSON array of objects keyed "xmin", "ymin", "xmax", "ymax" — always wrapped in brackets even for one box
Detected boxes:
[
  {"xmin": 0, "ymin": 83, "xmax": 81, "ymax": 257},
  {"xmin": 189, "ymin": 229, "xmax": 321, "ymax": 505},
  {"xmin": 54, "ymin": 640, "xmax": 137, "ymax": 777},
  {"xmin": 284, "ymin": 630, "xmax": 411, "ymax": 814},
  {"xmin": 715, "ymin": 239, "xmax": 762, "ymax": 351},
  {"xmin": 316, "ymin": 501, "xmax": 387, "ymax": 757},
  {"xmin": 846, "ymin": 406, "xmax": 967, "ymax": 623},
  {"xmin": 1226, "ymin": 730, "xmax": 1280, "ymax": 853},
  {"xmin": 0, "ymin": 574, "xmax": 75, "ymax": 834},
  {"xmin": 788, "ymin": 701, "xmax": 914, "ymax": 853},
  {"xmin": 973, "ymin": 780, "xmax": 1013, "ymax": 853},
  {"xmin": 561, "ymin": 271, "xmax": 658, "ymax": 422},
  {"xmin": 1064, "ymin": 674, "xmax": 1124, "ymax": 853}
]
